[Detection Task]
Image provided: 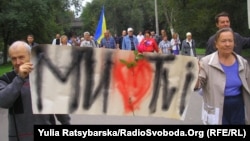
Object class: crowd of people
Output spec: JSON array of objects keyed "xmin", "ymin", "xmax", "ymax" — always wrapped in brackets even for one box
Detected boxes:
[
  {"xmin": 39, "ymin": 11, "xmax": 250, "ymax": 125},
  {"xmin": 1, "ymin": 10, "xmax": 250, "ymax": 141},
  {"xmin": 47, "ymin": 26, "xmax": 197, "ymax": 57}
]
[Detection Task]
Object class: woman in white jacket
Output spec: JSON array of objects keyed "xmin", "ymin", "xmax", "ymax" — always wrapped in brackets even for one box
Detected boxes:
[
  {"xmin": 170, "ymin": 32, "xmax": 181, "ymax": 55},
  {"xmin": 195, "ymin": 27, "xmax": 250, "ymax": 125}
]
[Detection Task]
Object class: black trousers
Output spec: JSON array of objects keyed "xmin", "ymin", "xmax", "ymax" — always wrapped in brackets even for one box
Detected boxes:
[{"xmin": 222, "ymin": 94, "xmax": 245, "ymax": 125}]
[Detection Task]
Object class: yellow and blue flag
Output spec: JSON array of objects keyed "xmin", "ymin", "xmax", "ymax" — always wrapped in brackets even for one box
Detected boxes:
[{"xmin": 94, "ymin": 6, "xmax": 107, "ymax": 44}]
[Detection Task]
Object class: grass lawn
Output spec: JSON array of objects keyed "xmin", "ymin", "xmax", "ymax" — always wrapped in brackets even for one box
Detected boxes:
[
  {"xmin": 196, "ymin": 47, "xmax": 250, "ymax": 58},
  {"xmin": 195, "ymin": 48, "xmax": 206, "ymax": 55},
  {"xmin": 0, "ymin": 62, "xmax": 12, "ymax": 76}
]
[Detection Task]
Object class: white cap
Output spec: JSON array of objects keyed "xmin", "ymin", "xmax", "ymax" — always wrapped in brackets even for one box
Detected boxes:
[
  {"xmin": 84, "ymin": 31, "xmax": 90, "ymax": 36},
  {"xmin": 127, "ymin": 27, "xmax": 133, "ymax": 32},
  {"xmin": 186, "ymin": 32, "xmax": 192, "ymax": 36}
]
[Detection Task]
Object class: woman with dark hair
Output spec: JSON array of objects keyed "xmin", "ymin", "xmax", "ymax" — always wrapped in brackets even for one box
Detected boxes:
[{"xmin": 137, "ymin": 30, "xmax": 159, "ymax": 53}]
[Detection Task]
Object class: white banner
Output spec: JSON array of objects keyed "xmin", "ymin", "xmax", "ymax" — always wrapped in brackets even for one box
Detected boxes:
[{"xmin": 30, "ymin": 45, "xmax": 198, "ymax": 120}]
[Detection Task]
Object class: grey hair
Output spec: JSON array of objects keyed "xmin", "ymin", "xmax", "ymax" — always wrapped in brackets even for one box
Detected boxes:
[
  {"xmin": 8, "ymin": 41, "xmax": 31, "ymax": 55},
  {"xmin": 84, "ymin": 31, "xmax": 90, "ymax": 36}
]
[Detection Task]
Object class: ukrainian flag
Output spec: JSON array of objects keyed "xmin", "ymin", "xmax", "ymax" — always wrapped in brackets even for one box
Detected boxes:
[{"xmin": 94, "ymin": 6, "xmax": 107, "ymax": 44}]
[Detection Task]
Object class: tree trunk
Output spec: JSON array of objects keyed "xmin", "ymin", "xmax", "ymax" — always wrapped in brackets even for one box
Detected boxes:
[
  {"xmin": 164, "ymin": 11, "xmax": 174, "ymax": 35},
  {"xmin": 3, "ymin": 38, "xmax": 8, "ymax": 64}
]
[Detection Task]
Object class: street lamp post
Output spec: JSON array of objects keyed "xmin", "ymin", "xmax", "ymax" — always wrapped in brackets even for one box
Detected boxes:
[
  {"xmin": 155, "ymin": 0, "xmax": 159, "ymax": 35},
  {"xmin": 248, "ymin": 0, "xmax": 250, "ymax": 29}
]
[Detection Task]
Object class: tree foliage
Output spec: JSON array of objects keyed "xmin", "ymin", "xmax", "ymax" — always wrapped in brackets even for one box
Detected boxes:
[
  {"xmin": 81, "ymin": 0, "xmax": 156, "ymax": 35},
  {"xmin": 0, "ymin": 0, "xmax": 83, "ymax": 63},
  {"xmin": 1, "ymin": 0, "xmax": 249, "ymax": 64},
  {"xmin": 165, "ymin": 0, "xmax": 249, "ymax": 47},
  {"xmin": 81, "ymin": 0, "xmax": 250, "ymax": 48}
]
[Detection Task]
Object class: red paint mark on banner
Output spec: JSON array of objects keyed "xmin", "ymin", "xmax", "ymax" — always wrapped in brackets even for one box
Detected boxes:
[{"xmin": 113, "ymin": 56, "xmax": 153, "ymax": 113}]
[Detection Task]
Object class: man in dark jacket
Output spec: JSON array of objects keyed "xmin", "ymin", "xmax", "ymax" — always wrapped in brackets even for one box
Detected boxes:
[
  {"xmin": 0, "ymin": 41, "xmax": 70, "ymax": 141},
  {"xmin": 205, "ymin": 11, "xmax": 250, "ymax": 55},
  {"xmin": 26, "ymin": 34, "xmax": 39, "ymax": 48}
]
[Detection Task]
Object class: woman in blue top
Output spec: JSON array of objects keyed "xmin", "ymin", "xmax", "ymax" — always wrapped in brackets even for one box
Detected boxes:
[{"xmin": 195, "ymin": 28, "xmax": 250, "ymax": 125}]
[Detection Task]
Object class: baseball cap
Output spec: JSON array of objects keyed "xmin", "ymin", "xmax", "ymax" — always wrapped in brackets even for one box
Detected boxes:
[
  {"xmin": 127, "ymin": 27, "xmax": 133, "ymax": 32},
  {"xmin": 186, "ymin": 32, "xmax": 192, "ymax": 36}
]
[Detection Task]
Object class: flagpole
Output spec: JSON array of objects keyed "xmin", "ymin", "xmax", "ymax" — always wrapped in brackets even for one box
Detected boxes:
[{"xmin": 248, "ymin": 0, "xmax": 250, "ymax": 29}]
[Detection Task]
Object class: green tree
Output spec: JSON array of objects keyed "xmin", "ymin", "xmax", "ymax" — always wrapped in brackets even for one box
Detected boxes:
[
  {"xmin": 164, "ymin": 0, "xmax": 250, "ymax": 47},
  {"xmin": 81, "ymin": 0, "xmax": 250, "ymax": 49},
  {"xmin": 81, "ymin": 0, "xmax": 156, "ymax": 36},
  {"xmin": 0, "ymin": 0, "xmax": 83, "ymax": 64}
]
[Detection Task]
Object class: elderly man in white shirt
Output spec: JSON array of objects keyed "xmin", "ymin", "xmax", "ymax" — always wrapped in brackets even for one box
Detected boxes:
[{"xmin": 80, "ymin": 31, "xmax": 97, "ymax": 47}]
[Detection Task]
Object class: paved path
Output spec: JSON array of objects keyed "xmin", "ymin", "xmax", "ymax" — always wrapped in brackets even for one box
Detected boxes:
[
  {"xmin": 0, "ymin": 108, "xmax": 8, "ymax": 141},
  {"xmin": 0, "ymin": 91, "xmax": 203, "ymax": 141},
  {"xmin": 70, "ymin": 91, "xmax": 203, "ymax": 125}
]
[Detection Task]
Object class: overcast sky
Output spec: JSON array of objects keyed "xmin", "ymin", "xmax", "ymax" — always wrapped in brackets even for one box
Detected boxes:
[
  {"xmin": 71, "ymin": 0, "xmax": 93, "ymax": 18},
  {"xmin": 82, "ymin": 0, "xmax": 93, "ymax": 6}
]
